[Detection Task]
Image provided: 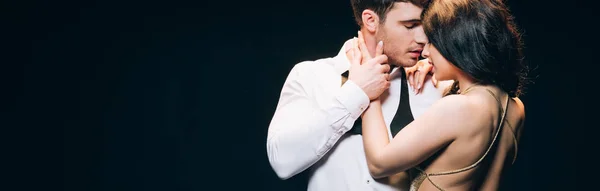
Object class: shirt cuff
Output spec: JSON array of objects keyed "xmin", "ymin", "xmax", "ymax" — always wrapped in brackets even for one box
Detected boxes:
[{"xmin": 336, "ymin": 80, "xmax": 370, "ymax": 120}]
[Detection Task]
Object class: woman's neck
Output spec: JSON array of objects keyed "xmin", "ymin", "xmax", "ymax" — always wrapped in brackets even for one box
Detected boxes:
[
  {"xmin": 456, "ymin": 76, "xmax": 504, "ymax": 96},
  {"xmin": 456, "ymin": 75, "xmax": 478, "ymax": 94}
]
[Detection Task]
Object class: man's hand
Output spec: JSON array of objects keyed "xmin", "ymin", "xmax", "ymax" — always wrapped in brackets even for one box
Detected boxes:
[
  {"xmin": 404, "ymin": 58, "xmax": 438, "ymax": 94},
  {"xmin": 347, "ymin": 32, "xmax": 390, "ymax": 100}
]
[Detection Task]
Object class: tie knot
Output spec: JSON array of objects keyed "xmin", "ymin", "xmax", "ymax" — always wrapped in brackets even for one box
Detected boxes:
[{"xmin": 399, "ymin": 67, "xmax": 408, "ymax": 85}]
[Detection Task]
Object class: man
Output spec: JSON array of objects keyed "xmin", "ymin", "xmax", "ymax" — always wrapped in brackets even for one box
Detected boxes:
[{"xmin": 266, "ymin": 0, "xmax": 450, "ymax": 190}]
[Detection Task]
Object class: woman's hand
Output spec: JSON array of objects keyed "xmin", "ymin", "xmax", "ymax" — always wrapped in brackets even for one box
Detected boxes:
[
  {"xmin": 404, "ymin": 59, "xmax": 438, "ymax": 94},
  {"xmin": 346, "ymin": 31, "xmax": 391, "ymax": 101}
]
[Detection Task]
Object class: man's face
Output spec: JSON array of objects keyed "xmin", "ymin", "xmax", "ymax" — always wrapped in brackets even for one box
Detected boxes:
[{"xmin": 376, "ymin": 2, "xmax": 427, "ymax": 68}]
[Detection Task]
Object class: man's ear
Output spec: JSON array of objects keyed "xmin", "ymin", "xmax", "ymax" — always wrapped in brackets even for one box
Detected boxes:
[{"xmin": 361, "ymin": 9, "xmax": 380, "ymax": 32}]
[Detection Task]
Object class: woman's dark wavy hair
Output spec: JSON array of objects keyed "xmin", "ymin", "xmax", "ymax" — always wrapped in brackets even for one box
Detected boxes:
[{"xmin": 423, "ymin": 0, "xmax": 528, "ymax": 97}]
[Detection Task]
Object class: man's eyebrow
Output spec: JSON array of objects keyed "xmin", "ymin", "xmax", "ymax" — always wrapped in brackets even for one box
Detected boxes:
[{"xmin": 398, "ymin": 19, "xmax": 421, "ymax": 23}]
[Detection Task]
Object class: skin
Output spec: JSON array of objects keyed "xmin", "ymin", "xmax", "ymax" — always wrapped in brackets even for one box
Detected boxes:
[
  {"xmin": 356, "ymin": 2, "xmax": 432, "ymax": 93},
  {"xmin": 345, "ymin": 2, "xmax": 437, "ymax": 186},
  {"xmin": 354, "ymin": 35, "xmax": 527, "ymax": 190}
]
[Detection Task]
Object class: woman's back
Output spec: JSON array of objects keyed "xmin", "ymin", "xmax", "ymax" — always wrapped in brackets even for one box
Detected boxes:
[{"xmin": 412, "ymin": 85, "xmax": 525, "ymax": 191}]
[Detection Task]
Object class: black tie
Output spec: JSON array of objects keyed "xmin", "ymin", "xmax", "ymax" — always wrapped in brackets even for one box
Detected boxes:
[
  {"xmin": 343, "ymin": 68, "xmax": 414, "ymax": 137},
  {"xmin": 388, "ymin": 68, "xmax": 415, "ymax": 136}
]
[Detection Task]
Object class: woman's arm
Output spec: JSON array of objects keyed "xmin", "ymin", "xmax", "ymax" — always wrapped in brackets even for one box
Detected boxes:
[{"xmin": 361, "ymin": 95, "xmax": 471, "ymax": 178}]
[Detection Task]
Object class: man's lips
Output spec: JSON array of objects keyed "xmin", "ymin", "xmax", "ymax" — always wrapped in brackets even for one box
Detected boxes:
[
  {"xmin": 411, "ymin": 48, "xmax": 423, "ymax": 53},
  {"xmin": 408, "ymin": 49, "xmax": 422, "ymax": 58}
]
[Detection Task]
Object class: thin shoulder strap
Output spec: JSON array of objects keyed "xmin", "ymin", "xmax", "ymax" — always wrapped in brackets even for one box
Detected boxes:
[
  {"xmin": 484, "ymin": 90, "xmax": 519, "ymax": 165},
  {"xmin": 427, "ymin": 89, "xmax": 509, "ymax": 176},
  {"xmin": 505, "ymin": 117, "xmax": 519, "ymax": 165}
]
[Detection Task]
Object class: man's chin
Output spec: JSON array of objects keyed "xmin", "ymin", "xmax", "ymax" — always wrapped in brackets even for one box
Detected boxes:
[{"xmin": 394, "ymin": 58, "xmax": 418, "ymax": 68}]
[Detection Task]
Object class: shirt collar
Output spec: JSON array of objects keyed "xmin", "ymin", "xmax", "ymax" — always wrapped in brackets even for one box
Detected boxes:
[{"xmin": 333, "ymin": 39, "xmax": 353, "ymax": 75}]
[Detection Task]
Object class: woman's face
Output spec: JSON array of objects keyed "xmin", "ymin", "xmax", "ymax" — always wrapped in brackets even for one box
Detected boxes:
[{"xmin": 421, "ymin": 43, "xmax": 460, "ymax": 81}]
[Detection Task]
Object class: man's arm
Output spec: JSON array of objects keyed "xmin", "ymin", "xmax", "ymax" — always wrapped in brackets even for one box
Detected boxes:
[{"xmin": 266, "ymin": 63, "xmax": 369, "ymax": 179}]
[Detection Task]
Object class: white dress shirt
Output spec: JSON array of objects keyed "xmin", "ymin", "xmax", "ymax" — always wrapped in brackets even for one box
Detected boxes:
[{"xmin": 267, "ymin": 39, "xmax": 451, "ymax": 191}]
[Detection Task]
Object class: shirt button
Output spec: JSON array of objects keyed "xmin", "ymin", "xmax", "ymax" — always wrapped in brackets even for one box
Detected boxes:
[{"xmin": 366, "ymin": 180, "xmax": 370, "ymax": 184}]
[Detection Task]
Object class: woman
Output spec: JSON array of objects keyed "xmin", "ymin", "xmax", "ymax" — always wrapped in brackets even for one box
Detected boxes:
[{"xmin": 353, "ymin": 0, "xmax": 529, "ymax": 190}]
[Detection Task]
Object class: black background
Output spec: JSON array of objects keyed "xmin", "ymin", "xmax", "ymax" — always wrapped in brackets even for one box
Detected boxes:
[{"xmin": 7, "ymin": 0, "xmax": 590, "ymax": 190}]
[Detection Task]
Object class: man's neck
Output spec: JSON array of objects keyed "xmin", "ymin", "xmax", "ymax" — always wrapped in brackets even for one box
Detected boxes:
[{"xmin": 360, "ymin": 29, "xmax": 378, "ymax": 58}]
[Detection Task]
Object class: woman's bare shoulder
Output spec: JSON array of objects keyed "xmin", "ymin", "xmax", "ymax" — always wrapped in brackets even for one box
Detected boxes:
[
  {"xmin": 512, "ymin": 97, "xmax": 526, "ymax": 118},
  {"xmin": 432, "ymin": 95, "xmax": 492, "ymax": 128}
]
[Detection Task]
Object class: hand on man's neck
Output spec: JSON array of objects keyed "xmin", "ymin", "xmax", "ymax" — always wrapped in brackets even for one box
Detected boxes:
[{"xmin": 360, "ymin": 29, "xmax": 379, "ymax": 58}]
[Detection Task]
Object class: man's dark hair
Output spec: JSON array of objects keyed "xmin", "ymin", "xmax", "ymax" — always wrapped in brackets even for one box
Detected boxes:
[
  {"xmin": 423, "ymin": 0, "xmax": 529, "ymax": 97},
  {"xmin": 351, "ymin": 0, "xmax": 430, "ymax": 26}
]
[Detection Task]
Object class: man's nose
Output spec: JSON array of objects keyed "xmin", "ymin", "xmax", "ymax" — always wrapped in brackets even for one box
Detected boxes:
[{"xmin": 414, "ymin": 26, "xmax": 427, "ymax": 45}]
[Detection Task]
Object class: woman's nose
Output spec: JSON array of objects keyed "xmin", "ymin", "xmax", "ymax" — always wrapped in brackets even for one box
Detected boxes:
[{"xmin": 421, "ymin": 44, "xmax": 430, "ymax": 58}]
